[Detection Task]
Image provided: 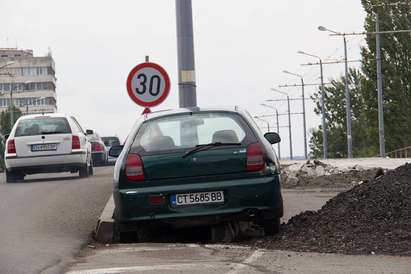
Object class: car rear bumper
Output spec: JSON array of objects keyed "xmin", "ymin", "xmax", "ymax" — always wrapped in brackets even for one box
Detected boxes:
[
  {"xmin": 113, "ymin": 175, "xmax": 283, "ymax": 225},
  {"xmin": 5, "ymin": 152, "xmax": 87, "ymax": 170},
  {"xmin": 7, "ymin": 163, "xmax": 85, "ymax": 174}
]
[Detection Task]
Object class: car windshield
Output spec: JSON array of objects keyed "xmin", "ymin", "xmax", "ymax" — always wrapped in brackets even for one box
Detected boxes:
[
  {"xmin": 133, "ymin": 112, "xmax": 247, "ymax": 152},
  {"xmin": 15, "ymin": 117, "xmax": 71, "ymax": 137}
]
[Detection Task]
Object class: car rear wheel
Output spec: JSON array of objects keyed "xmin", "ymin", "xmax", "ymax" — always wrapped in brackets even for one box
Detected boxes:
[
  {"xmin": 79, "ymin": 164, "xmax": 89, "ymax": 178},
  {"xmin": 262, "ymin": 217, "xmax": 281, "ymax": 236},
  {"xmin": 6, "ymin": 170, "xmax": 24, "ymax": 183}
]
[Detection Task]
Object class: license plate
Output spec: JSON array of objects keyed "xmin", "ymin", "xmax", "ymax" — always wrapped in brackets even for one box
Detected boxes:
[
  {"xmin": 171, "ymin": 191, "xmax": 224, "ymax": 207},
  {"xmin": 31, "ymin": 143, "xmax": 58, "ymax": 151}
]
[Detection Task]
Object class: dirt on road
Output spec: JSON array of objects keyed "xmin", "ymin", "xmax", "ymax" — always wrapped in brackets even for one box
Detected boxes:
[{"xmin": 254, "ymin": 163, "xmax": 411, "ymax": 256}]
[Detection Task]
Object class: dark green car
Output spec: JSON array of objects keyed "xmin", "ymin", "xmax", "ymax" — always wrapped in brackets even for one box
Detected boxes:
[{"xmin": 110, "ymin": 107, "xmax": 283, "ymax": 238}]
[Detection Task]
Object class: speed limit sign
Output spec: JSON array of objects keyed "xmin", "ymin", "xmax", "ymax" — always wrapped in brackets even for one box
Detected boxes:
[{"xmin": 126, "ymin": 62, "xmax": 170, "ymax": 107}]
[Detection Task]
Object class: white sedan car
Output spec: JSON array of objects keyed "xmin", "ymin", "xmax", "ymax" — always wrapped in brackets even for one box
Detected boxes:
[{"xmin": 4, "ymin": 113, "xmax": 93, "ymax": 182}]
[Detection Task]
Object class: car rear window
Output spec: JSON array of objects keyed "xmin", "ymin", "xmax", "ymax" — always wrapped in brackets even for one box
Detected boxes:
[
  {"xmin": 15, "ymin": 117, "xmax": 72, "ymax": 137},
  {"xmin": 133, "ymin": 112, "xmax": 250, "ymax": 153}
]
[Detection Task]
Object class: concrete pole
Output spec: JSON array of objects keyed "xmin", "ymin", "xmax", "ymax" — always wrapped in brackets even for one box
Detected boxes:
[
  {"xmin": 319, "ymin": 59, "xmax": 328, "ymax": 159},
  {"xmin": 375, "ymin": 13, "xmax": 385, "ymax": 157},
  {"xmin": 276, "ymin": 109, "xmax": 281, "ymax": 159},
  {"xmin": 301, "ymin": 78, "xmax": 307, "ymax": 159},
  {"xmin": 176, "ymin": 0, "xmax": 197, "ymax": 107},
  {"xmin": 287, "ymin": 96, "xmax": 293, "ymax": 160},
  {"xmin": 343, "ymin": 35, "xmax": 353, "ymax": 158},
  {"xmin": 10, "ymin": 81, "xmax": 14, "ymax": 129}
]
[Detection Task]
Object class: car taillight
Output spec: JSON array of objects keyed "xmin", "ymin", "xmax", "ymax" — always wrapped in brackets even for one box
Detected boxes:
[
  {"xmin": 246, "ymin": 142, "xmax": 265, "ymax": 172},
  {"xmin": 7, "ymin": 139, "xmax": 16, "ymax": 154},
  {"xmin": 126, "ymin": 154, "xmax": 144, "ymax": 181},
  {"xmin": 92, "ymin": 143, "xmax": 103, "ymax": 152},
  {"xmin": 72, "ymin": 135, "xmax": 81, "ymax": 149}
]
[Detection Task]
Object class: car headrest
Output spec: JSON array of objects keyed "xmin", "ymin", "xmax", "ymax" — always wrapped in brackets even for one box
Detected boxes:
[
  {"xmin": 212, "ymin": 130, "xmax": 239, "ymax": 143},
  {"xmin": 148, "ymin": 136, "xmax": 175, "ymax": 151}
]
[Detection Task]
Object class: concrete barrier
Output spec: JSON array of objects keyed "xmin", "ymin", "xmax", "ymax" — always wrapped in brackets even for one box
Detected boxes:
[{"xmin": 94, "ymin": 194, "xmax": 115, "ymax": 243}]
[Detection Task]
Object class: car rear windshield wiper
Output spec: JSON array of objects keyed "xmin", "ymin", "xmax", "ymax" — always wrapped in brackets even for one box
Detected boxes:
[{"xmin": 182, "ymin": 142, "xmax": 241, "ymax": 158}]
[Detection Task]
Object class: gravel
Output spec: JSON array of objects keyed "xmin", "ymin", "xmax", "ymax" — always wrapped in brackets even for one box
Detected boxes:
[
  {"xmin": 255, "ymin": 163, "xmax": 411, "ymax": 256},
  {"xmin": 281, "ymin": 160, "xmax": 384, "ymax": 189}
]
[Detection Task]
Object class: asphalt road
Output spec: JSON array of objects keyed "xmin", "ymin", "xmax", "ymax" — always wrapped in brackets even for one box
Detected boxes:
[{"xmin": 0, "ymin": 166, "xmax": 113, "ymax": 274}]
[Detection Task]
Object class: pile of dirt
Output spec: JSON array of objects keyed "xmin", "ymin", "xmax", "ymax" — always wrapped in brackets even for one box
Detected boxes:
[
  {"xmin": 256, "ymin": 163, "xmax": 411, "ymax": 255},
  {"xmin": 281, "ymin": 160, "xmax": 384, "ymax": 188}
]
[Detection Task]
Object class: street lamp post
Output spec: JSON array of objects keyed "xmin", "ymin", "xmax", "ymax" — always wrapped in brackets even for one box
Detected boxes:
[
  {"xmin": 9, "ymin": 74, "xmax": 15, "ymax": 128},
  {"xmin": 318, "ymin": 26, "xmax": 353, "ymax": 158},
  {"xmin": 271, "ymin": 88, "xmax": 293, "ymax": 160},
  {"xmin": 375, "ymin": 13, "xmax": 385, "ymax": 157},
  {"xmin": 283, "ymin": 70, "xmax": 308, "ymax": 159},
  {"xmin": 261, "ymin": 103, "xmax": 281, "ymax": 159},
  {"xmin": 298, "ymin": 51, "xmax": 328, "ymax": 159}
]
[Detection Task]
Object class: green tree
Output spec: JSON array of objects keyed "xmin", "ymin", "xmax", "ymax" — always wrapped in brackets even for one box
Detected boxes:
[
  {"xmin": 0, "ymin": 105, "xmax": 23, "ymax": 136},
  {"xmin": 310, "ymin": 69, "xmax": 376, "ymax": 158},
  {"xmin": 361, "ymin": 0, "xmax": 411, "ymax": 152},
  {"xmin": 310, "ymin": 0, "xmax": 411, "ymax": 157}
]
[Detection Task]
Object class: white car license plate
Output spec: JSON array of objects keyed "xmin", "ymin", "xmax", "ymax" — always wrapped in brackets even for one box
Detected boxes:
[
  {"xmin": 171, "ymin": 191, "xmax": 224, "ymax": 207},
  {"xmin": 31, "ymin": 143, "xmax": 58, "ymax": 152}
]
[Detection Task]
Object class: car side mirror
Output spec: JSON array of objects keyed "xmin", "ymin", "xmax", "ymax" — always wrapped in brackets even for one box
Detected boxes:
[
  {"xmin": 4, "ymin": 134, "xmax": 9, "ymax": 140},
  {"xmin": 264, "ymin": 132, "xmax": 281, "ymax": 144},
  {"xmin": 109, "ymin": 145, "xmax": 124, "ymax": 158},
  {"xmin": 86, "ymin": 129, "xmax": 94, "ymax": 135}
]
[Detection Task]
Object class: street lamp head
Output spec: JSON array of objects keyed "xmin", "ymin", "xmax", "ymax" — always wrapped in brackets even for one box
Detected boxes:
[
  {"xmin": 318, "ymin": 26, "xmax": 328, "ymax": 31},
  {"xmin": 270, "ymin": 88, "xmax": 288, "ymax": 97},
  {"xmin": 283, "ymin": 70, "xmax": 302, "ymax": 79},
  {"xmin": 297, "ymin": 50, "xmax": 321, "ymax": 60}
]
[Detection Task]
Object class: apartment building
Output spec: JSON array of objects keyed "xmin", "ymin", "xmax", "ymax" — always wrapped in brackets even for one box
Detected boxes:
[{"xmin": 0, "ymin": 48, "xmax": 57, "ymax": 115}]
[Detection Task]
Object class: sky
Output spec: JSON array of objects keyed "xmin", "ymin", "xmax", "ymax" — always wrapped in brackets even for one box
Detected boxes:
[{"xmin": 0, "ymin": 0, "xmax": 367, "ymax": 158}]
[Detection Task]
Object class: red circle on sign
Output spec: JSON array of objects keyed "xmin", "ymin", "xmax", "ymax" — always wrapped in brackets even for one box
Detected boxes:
[{"xmin": 126, "ymin": 62, "xmax": 170, "ymax": 107}]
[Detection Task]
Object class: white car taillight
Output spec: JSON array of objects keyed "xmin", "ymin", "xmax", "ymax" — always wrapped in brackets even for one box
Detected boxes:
[{"xmin": 7, "ymin": 139, "xmax": 16, "ymax": 154}]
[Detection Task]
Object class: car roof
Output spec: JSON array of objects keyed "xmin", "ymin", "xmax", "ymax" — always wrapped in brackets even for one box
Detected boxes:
[
  {"xmin": 143, "ymin": 106, "xmax": 247, "ymax": 121},
  {"xmin": 17, "ymin": 113, "xmax": 72, "ymax": 121}
]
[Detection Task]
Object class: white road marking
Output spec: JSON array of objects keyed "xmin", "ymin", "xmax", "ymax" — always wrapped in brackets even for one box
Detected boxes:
[
  {"xmin": 225, "ymin": 249, "xmax": 264, "ymax": 274},
  {"xmin": 98, "ymin": 243, "xmax": 250, "ymax": 254},
  {"xmin": 67, "ymin": 262, "xmax": 217, "ymax": 274}
]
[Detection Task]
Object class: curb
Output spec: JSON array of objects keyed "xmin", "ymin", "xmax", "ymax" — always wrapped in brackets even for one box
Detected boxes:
[{"xmin": 94, "ymin": 194, "xmax": 115, "ymax": 243}]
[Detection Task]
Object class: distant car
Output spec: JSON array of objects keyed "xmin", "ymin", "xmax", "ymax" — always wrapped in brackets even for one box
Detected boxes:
[
  {"xmin": 110, "ymin": 107, "xmax": 283, "ymax": 239},
  {"xmin": 102, "ymin": 136, "xmax": 121, "ymax": 164},
  {"xmin": 4, "ymin": 113, "xmax": 93, "ymax": 182},
  {"xmin": 88, "ymin": 132, "xmax": 108, "ymax": 166}
]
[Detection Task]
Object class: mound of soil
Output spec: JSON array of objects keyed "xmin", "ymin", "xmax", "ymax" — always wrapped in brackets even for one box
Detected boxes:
[{"xmin": 256, "ymin": 163, "xmax": 411, "ymax": 255}]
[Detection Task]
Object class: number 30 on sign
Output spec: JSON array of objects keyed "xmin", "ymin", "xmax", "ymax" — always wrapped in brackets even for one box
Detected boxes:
[{"xmin": 126, "ymin": 62, "xmax": 170, "ymax": 107}]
